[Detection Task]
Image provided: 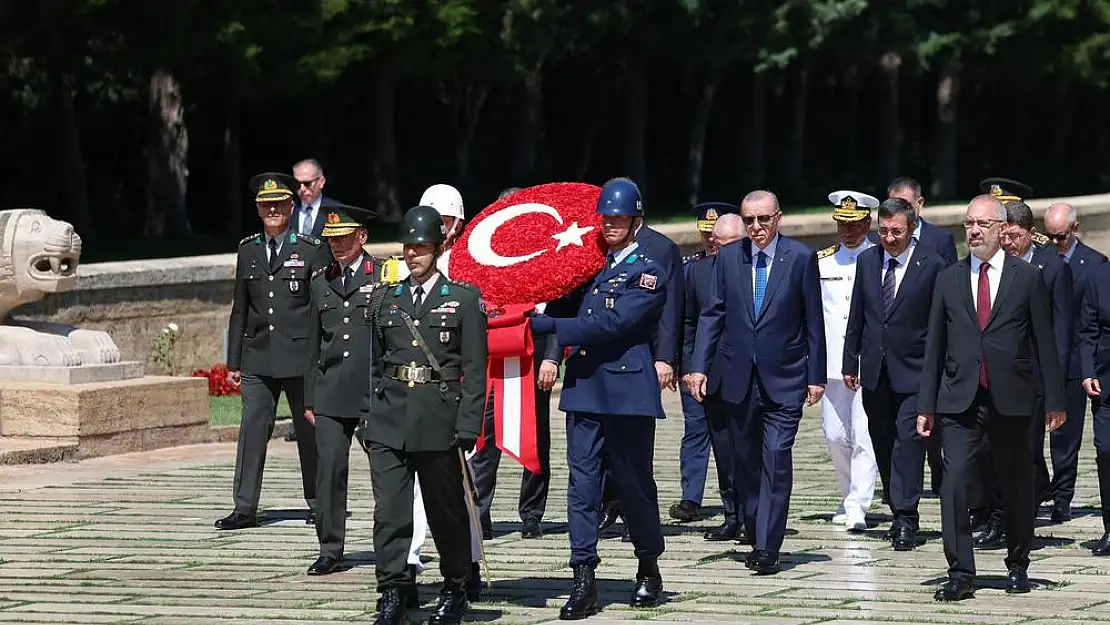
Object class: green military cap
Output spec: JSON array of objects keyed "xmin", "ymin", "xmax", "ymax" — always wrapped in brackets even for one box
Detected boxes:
[
  {"xmin": 320, "ymin": 202, "xmax": 377, "ymax": 238},
  {"xmin": 979, "ymin": 177, "xmax": 1033, "ymax": 202},
  {"xmin": 248, "ymin": 172, "xmax": 299, "ymax": 203},
  {"xmin": 399, "ymin": 205, "xmax": 446, "ymax": 245}
]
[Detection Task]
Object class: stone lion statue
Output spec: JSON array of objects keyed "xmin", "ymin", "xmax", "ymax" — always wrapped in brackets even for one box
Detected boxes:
[{"xmin": 0, "ymin": 208, "xmax": 121, "ymax": 366}]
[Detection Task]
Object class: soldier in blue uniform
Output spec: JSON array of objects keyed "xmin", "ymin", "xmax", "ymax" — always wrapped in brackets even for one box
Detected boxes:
[{"xmin": 529, "ymin": 179, "xmax": 666, "ymax": 620}]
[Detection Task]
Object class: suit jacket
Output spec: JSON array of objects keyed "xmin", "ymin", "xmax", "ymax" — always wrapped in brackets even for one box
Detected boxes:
[
  {"xmin": 296, "ymin": 195, "xmax": 338, "ymax": 237},
  {"xmin": 227, "ymin": 231, "xmax": 330, "ymax": 378},
  {"xmin": 918, "ymin": 253, "xmax": 1065, "ymax": 417},
  {"xmin": 682, "ymin": 253, "xmax": 729, "ymax": 393},
  {"xmin": 869, "ymin": 217, "xmax": 958, "ymax": 266},
  {"xmin": 1078, "ymin": 262, "xmax": 1110, "ymax": 400},
  {"xmin": 1065, "ymin": 239, "xmax": 1109, "ymax": 379},
  {"xmin": 636, "ymin": 225, "xmax": 684, "ymax": 366},
  {"xmin": 1029, "ymin": 245, "xmax": 1074, "ymax": 375},
  {"xmin": 363, "ymin": 276, "xmax": 488, "ymax": 452},
  {"xmin": 691, "ymin": 236, "xmax": 825, "ymax": 406},
  {"xmin": 843, "ymin": 245, "xmax": 946, "ymax": 394}
]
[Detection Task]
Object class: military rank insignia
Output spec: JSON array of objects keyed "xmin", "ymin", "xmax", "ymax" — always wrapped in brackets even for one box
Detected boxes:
[
  {"xmin": 638, "ymin": 273, "xmax": 658, "ymax": 290},
  {"xmin": 289, "ymin": 280, "xmax": 300, "ymax": 293},
  {"xmin": 605, "ymin": 296, "xmax": 615, "ymax": 309},
  {"xmin": 439, "ymin": 331, "xmax": 451, "ymax": 344}
]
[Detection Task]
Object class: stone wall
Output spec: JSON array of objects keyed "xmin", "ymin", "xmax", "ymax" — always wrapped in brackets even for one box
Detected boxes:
[{"xmin": 10, "ymin": 194, "xmax": 1110, "ymax": 372}]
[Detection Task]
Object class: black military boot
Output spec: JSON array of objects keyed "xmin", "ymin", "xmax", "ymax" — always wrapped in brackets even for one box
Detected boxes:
[
  {"xmin": 559, "ymin": 564, "xmax": 599, "ymax": 620},
  {"xmin": 406, "ymin": 564, "xmax": 421, "ymax": 608},
  {"xmin": 374, "ymin": 588, "xmax": 407, "ymax": 625},
  {"xmin": 974, "ymin": 516, "xmax": 1006, "ymax": 549},
  {"xmin": 427, "ymin": 582, "xmax": 468, "ymax": 625},
  {"xmin": 464, "ymin": 562, "xmax": 482, "ymax": 602},
  {"xmin": 630, "ymin": 558, "xmax": 663, "ymax": 608}
]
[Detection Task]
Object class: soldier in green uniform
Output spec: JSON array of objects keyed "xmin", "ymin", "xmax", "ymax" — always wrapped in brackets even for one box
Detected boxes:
[
  {"xmin": 302, "ymin": 202, "xmax": 391, "ymax": 576},
  {"xmin": 215, "ymin": 173, "xmax": 330, "ymax": 531},
  {"xmin": 363, "ymin": 205, "xmax": 488, "ymax": 625}
]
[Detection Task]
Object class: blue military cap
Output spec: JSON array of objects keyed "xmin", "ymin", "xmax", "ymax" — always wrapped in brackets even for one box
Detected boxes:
[
  {"xmin": 596, "ymin": 178, "xmax": 643, "ymax": 217},
  {"xmin": 691, "ymin": 202, "xmax": 739, "ymax": 233}
]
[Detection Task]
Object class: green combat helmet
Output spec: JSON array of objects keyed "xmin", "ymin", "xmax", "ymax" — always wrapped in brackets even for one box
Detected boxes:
[{"xmin": 400, "ymin": 205, "xmax": 447, "ymax": 245}]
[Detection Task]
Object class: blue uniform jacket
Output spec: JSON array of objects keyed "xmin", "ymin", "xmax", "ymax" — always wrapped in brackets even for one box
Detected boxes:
[
  {"xmin": 549, "ymin": 252, "xmax": 668, "ymax": 418},
  {"xmin": 636, "ymin": 225, "xmax": 684, "ymax": 366}
]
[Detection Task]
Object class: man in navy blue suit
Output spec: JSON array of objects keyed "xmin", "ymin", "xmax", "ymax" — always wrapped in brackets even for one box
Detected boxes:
[
  {"xmin": 843, "ymin": 197, "xmax": 946, "ymax": 551},
  {"xmin": 529, "ymin": 178, "xmax": 667, "ymax": 619},
  {"xmin": 1078, "ymin": 262, "xmax": 1110, "ymax": 554},
  {"xmin": 687, "ymin": 189, "xmax": 826, "ymax": 575},
  {"xmin": 1045, "ymin": 201, "xmax": 1108, "ymax": 520},
  {"xmin": 293, "ymin": 159, "xmax": 337, "ymax": 237}
]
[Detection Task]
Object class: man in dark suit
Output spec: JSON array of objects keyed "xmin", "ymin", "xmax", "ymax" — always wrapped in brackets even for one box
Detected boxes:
[
  {"xmin": 843, "ymin": 197, "xmax": 946, "ymax": 551},
  {"xmin": 1078, "ymin": 262, "xmax": 1110, "ymax": 554},
  {"xmin": 1045, "ymin": 202, "xmax": 1108, "ymax": 519},
  {"xmin": 918, "ymin": 194, "xmax": 1066, "ymax": 601},
  {"xmin": 687, "ymin": 189, "xmax": 826, "ymax": 575},
  {"xmin": 293, "ymin": 158, "xmax": 335, "ymax": 237},
  {"xmin": 215, "ymin": 173, "xmax": 331, "ymax": 531}
]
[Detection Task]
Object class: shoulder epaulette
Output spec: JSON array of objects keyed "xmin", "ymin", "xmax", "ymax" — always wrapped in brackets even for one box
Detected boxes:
[
  {"xmin": 310, "ymin": 266, "xmax": 328, "ymax": 280},
  {"xmin": 448, "ymin": 279, "xmax": 482, "ymax": 293},
  {"xmin": 682, "ymin": 251, "xmax": 706, "ymax": 265},
  {"xmin": 817, "ymin": 244, "xmax": 838, "ymax": 259},
  {"xmin": 296, "ymin": 233, "xmax": 322, "ymax": 245},
  {"xmin": 239, "ymin": 233, "xmax": 260, "ymax": 246},
  {"xmin": 1031, "ymin": 232, "xmax": 1050, "ymax": 246}
]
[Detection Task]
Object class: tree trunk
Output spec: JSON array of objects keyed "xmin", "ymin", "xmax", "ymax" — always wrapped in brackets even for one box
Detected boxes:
[
  {"xmin": 745, "ymin": 70, "xmax": 767, "ymax": 188},
  {"xmin": 373, "ymin": 76, "xmax": 402, "ymax": 224},
  {"xmin": 573, "ymin": 80, "xmax": 611, "ymax": 181},
  {"xmin": 145, "ymin": 69, "xmax": 192, "ymax": 238},
  {"xmin": 879, "ymin": 50, "xmax": 902, "ymax": 183},
  {"xmin": 1051, "ymin": 87, "xmax": 1073, "ymax": 181},
  {"xmin": 513, "ymin": 65, "xmax": 545, "ymax": 185},
  {"xmin": 786, "ymin": 61, "xmax": 810, "ymax": 197},
  {"xmin": 622, "ymin": 56, "xmax": 648, "ymax": 190},
  {"xmin": 842, "ymin": 64, "xmax": 860, "ymax": 175},
  {"xmin": 50, "ymin": 69, "xmax": 94, "ymax": 241},
  {"xmin": 686, "ymin": 72, "xmax": 719, "ymax": 207},
  {"xmin": 454, "ymin": 82, "xmax": 489, "ymax": 188},
  {"xmin": 222, "ymin": 87, "xmax": 242, "ymax": 237},
  {"xmin": 932, "ymin": 61, "xmax": 960, "ymax": 200}
]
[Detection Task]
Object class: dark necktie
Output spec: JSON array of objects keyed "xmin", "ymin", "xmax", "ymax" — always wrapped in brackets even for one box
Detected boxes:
[
  {"xmin": 753, "ymin": 251, "xmax": 768, "ymax": 315},
  {"xmin": 1060, "ymin": 253, "xmax": 1068, "ymax": 263},
  {"xmin": 977, "ymin": 262, "xmax": 992, "ymax": 388},
  {"xmin": 414, "ymin": 285, "xmax": 425, "ymax": 308},
  {"xmin": 343, "ymin": 266, "xmax": 354, "ymax": 290},
  {"xmin": 267, "ymin": 238, "xmax": 279, "ymax": 271},
  {"xmin": 882, "ymin": 258, "xmax": 898, "ymax": 316}
]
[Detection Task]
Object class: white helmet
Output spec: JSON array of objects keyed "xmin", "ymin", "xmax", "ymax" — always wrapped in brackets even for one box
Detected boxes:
[{"xmin": 419, "ymin": 184, "xmax": 465, "ymax": 220}]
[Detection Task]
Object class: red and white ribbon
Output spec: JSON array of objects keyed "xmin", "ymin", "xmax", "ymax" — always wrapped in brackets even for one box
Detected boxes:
[{"xmin": 478, "ymin": 303, "xmax": 542, "ymax": 474}]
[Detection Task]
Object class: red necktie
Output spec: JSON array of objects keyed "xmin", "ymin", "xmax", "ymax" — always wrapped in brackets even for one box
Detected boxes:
[{"xmin": 977, "ymin": 262, "xmax": 991, "ymax": 388}]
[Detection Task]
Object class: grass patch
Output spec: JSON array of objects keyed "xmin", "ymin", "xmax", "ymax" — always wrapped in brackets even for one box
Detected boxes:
[{"xmin": 208, "ymin": 395, "xmax": 291, "ymax": 426}]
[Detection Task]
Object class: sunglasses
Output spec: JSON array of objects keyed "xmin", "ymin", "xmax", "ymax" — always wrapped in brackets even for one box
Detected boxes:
[
  {"xmin": 1043, "ymin": 232, "xmax": 1071, "ymax": 243},
  {"xmin": 297, "ymin": 177, "xmax": 320, "ymax": 188},
  {"xmin": 741, "ymin": 212, "xmax": 780, "ymax": 226}
]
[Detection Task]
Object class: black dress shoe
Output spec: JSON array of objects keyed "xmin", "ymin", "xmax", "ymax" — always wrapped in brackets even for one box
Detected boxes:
[
  {"xmin": 745, "ymin": 550, "xmax": 780, "ymax": 575},
  {"xmin": 974, "ymin": 518, "xmax": 1006, "ymax": 548},
  {"xmin": 668, "ymin": 500, "xmax": 701, "ymax": 522},
  {"xmin": 704, "ymin": 521, "xmax": 739, "ymax": 541},
  {"xmin": 214, "ymin": 511, "xmax": 256, "ymax": 530},
  {"xmin": 969, "ymin": 510, "xmax": 990, "ymax": 532},
  {"xmin": 307, "ymin": 555, "xmax": 342, "ymax": 576},
  {"xmin": 306, "ymin": 510, "xmax": 316, "ymax": 526},
  {"xmin": 374, "ymin": 588, "xmax": 408, "ymax": 625},
  {"xmin": 598, "ymin": 502, "xmax": 621, "ymax": 533},
  {"xmin": 559, "ymin": 565, "xmax": 599, "ymax": 620},
  {"xmin": 1092, "ymin": 531, "xmax": 1110, "ymax": 556},
  {"xmin": 881, "ymin": 523, "xmax": 896, "ymax": 540},
  {"xmin": 521, "ymin": 517, "xmax": 543, "ymax": 539},
  {"xmin": 284, "ymin": 431, "xmax": 297, "ymax": 442},
  {"xmin": 892, "ymin": 526, "xmax": 916, "ymax": 551},
  {"xmin": 934, "ymin": 579, "xmax": 974, "ymax": 601},
  {"xmin": 465, "ymin": 562, "xmax": 482, "ymax": 603},
  {"xmin": 1006, "ymin": 566, "xmax": 1031, "ymax": 593},
  {"xmin": 428, "ymin": 583, "xmax": 468, "ymax": 625},
  {"xmin": 629, "ymin": 558, "xmax": 663, "ymax": 608},
  {"xmin": 1051, "ymin": 501, "xmax": 1072, "ymax": 523}
]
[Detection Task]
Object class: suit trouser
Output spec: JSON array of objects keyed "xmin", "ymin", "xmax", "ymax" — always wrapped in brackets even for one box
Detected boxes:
[
  {"xmin": 1092, "ymin": 398, "xmax": 1110, "ymax": 530},
  {"xmin": 470, "ymin": 385, "xmax": 553, "ymax": 530},
  {"xmin": 314, "ymin": 414, "xmax": 359, "ymax": 559},
  {"xmin": 678, "ymin": 387, "xmax": 713, "ymax": 505},
  {"xmin": 704, "ymin": 393, "xmax": 740, "ymax": 523},
  {"xmin": 979, "ymin": 396, "xmax": 1050, "ymax": 521},
  {"xmin": 821, "ymin": 380, "xmax": 877, "ymax": 520},
  {"xmin": 861, "ymin": 370, "xmax": 924, "ymax": 530},
  {"xmin": 566, "ymin": 412, "xmax": 663, "ymax": 567},
  {"xmin": 233, "ymin": 374, "xmax": 317, "ymax": 514},
  {"xmin": 369, "ymin": 443, "xmax": 472, "ymax": 591},
  {"xmin": 939, "ymin": 388, "xmax": 1034, "ymax": 584},
  {"xmin": 728, "ymin": 369, "xmax": 803, "ymax": 555},
  {"xmin": 409, "ymin": 462, "xmax": 484, "ymax": 573},
  {"xmin": 1051, "ymin": 380, "xmax": 1099, "ymax": 506}
]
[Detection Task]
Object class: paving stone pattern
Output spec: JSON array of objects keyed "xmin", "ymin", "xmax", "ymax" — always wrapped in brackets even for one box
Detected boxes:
[{"xmin": 1, "ymin": 391, "xmax": 1109, "ymax": 624}]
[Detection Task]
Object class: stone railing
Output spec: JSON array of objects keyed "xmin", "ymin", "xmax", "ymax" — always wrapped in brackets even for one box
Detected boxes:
[{"xmin": 12, "ymin": 193, "xmax": 1110, "ymax": 373}]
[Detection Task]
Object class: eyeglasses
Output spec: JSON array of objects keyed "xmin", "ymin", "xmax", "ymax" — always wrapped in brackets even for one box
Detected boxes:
[
  {"xmin": 877, "ymin": 228, "xmax": 907, "ymax": 237},
  {"xmin": 297, "ymin": 177, "xmax": 320, "ymax": 188},
  {"xmin": 741, "ymin": 212, "xmax": 780, "ymax": 226},
  {"xmin": 963, "ymin": 219, "xmax": 1002, "ymax": 230}
]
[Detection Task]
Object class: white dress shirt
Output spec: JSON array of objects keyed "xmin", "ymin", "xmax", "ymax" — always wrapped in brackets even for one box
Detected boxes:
[
  {"xmin": 882, "ymin": 241, "xmax": 917, "ymax": 298},
  {"xmin": 970, "ymin": 247, "xmax": 1006, "ymax": 308},
  {"xmin": 751, "ymin": 236, "xmax": 779, "ymax": 296}
]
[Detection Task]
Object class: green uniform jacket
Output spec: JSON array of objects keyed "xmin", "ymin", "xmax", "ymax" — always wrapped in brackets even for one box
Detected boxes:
[
  {"xmin": 362, "ymin": 275, "xmax": 488, "ymax": 452},
  {"xmin": 226, "ymin": 231, "xmax": 330, "ymax": 378},
  {"xmin": 304, "ymin": 253, "xmax": 388, "ymax": 418}
]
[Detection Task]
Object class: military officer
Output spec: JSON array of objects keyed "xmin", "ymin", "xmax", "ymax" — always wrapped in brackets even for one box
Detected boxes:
[
  {"xmin": 216, "ymin": 173, "xmax": 330, "ymax": 531},
  {"xmin": 529, "ymin": 178, "xmax": 667, "ymax": 620},
  {"xmin": 302, "ymin": 203, "xmax": 391, "ymax": 577},
  {"xmin": 363, "ymin": 205, "xmax": 488, "ymax": 625},
  {"xmin": 818, "ymin": 191, "xmax": 880, "ymax": 531}
]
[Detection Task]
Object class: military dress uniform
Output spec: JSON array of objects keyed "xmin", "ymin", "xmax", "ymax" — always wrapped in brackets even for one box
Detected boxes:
[
  {"xmin": 817, "ymin": 191, "xmax": 879, "ymax": 531},
  {"xmin": 220, "ymin": 173, "xmax": 330, "ymax": 529},
  {"xmin": 363, "ymin": 206, "xmax": 488, "ymax": 625}
]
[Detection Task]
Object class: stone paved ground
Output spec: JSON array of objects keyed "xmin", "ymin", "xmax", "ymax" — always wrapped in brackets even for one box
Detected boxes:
[{"xmin": 2, "ymin": 391, "xmax": 1109, "ymax": 625}]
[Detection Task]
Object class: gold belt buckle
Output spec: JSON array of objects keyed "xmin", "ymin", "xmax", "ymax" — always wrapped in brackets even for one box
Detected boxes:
[{"xmin": 402, "ymin": 365, "xmax": 428, "ymax": 387}]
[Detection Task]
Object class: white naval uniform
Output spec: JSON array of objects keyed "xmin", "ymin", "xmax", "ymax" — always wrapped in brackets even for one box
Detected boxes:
[
  {"xmin": 390, "ymin": 252, "xmax": 483, "ymax": 571},
  {"xmin": 818, "ymin": 241, "xmax": 879, "ymax": 527}
]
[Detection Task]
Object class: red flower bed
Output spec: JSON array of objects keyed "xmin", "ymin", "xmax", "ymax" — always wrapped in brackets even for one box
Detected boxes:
[{"xmin": 192, "ymin": 363, "xmax": 241, "ymax": 396}]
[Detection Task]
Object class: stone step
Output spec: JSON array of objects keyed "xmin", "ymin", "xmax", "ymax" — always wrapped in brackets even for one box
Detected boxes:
[{"xmin": 0, "ymin": 436, "xmax": 78, "ymax": 465}]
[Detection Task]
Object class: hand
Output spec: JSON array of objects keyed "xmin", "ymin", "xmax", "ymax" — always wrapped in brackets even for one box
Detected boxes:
[
  {"xmin": 655, "ymin": 361, "xmax": 676, "ymax": 391},
  {"xmin": 537, "ymin": 360, "xmax": 559, "ymax": 391},
  {"xmin": 529, "ymin": 314, "xmax": 556, "ymax": 335},
  {"xmin": 304, "ymin": 409, "xmax": 316, "ymax": 426},
  {"xmin": 1084, "ymin": 377, "xmax": 1102, "ymax": 398},
  {"xmin": 805, "ymin": 385, "xmax": 825, "ymax": 407},
  {"xmin": 454, "ymin": 434, "xmax": 477, "ymax": 454},
  {"xmin": 842, "ymin": 375, "xmax": 860, "ymax": 391},
  {"xmin": 917, "ymin": 414, "xmax": 935, "ymax": 437},
  {"xmin": 685, "ymin": 373, "xmax": 708, "ymax": 402},
  {"xmin": 1046, "ymin": 411, "xmax": 1067, "ymax": 432},
  {"xmin": 226, "ymin": 370, "xmax": 242, "ymax": 387}
]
